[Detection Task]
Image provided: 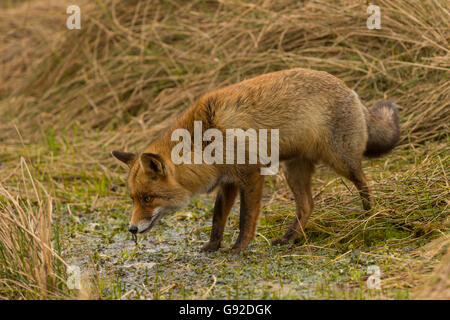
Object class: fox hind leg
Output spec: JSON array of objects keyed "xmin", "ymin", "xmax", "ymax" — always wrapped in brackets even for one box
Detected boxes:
[
  {"xmin": 272, "ymin": 158, "xmax": 315, "ymax": 246},
  {"xmin": 348, "ymin": 165, "xmax": 372, "ymax": 211},
  {"xmin": 326, "ymin": 151, "xmax": 372, "ymax": 211}
]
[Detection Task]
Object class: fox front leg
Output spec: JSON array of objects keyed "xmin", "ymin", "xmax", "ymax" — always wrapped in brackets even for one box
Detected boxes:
[
  {"xmin": 201, "ymin": 183, "xmax": 238, "ymax": 252},
  {"xmin": 224, "ymin": 173, "xmax": 264, "ymax": 254}
]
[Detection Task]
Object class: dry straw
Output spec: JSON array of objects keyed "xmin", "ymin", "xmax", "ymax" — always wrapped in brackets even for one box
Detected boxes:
[
  {"xmin": 0, "ymin": 0, "xmax": 448, "ymax": 151},
  {"xmin": 0, "ymin": 158, "xmax": 68, "ymax": 299}
]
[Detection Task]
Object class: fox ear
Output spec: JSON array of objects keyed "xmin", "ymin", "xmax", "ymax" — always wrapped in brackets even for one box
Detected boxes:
[
  {"xmin": 140, "ymin": 153, "xmax": 166, "ymax": 178},
  {"xmin": 112, "ymin": 150, "xmax": 136, "ymax": 167}
]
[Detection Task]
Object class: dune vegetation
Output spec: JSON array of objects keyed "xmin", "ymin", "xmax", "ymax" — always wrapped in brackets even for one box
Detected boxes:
[{"xmin": 0, "ymin": 0, "xmax": 448, "ymax": 299}]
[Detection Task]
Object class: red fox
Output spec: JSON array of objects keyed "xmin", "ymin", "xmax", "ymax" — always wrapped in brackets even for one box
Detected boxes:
[{"xmin": 112, "ymin": 68, "xmax": 399, "ymax": 253}]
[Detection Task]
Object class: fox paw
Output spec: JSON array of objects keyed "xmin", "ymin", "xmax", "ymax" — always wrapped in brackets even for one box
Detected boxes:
[
  {"xmin": 271, "ymin": 237, "xmax": 290, "ymax": 246},
  {"xmin": 201, "ymin": 241, "xmax": 221, "ymax": 252},
  {"xmin": 220, "ymin": 247, "xmax": 242, "ymax": 255}
]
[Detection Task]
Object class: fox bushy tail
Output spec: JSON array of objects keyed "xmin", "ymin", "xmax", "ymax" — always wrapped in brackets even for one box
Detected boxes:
[{"xmin": 364, "ymin": 100, "xmax": 400, "ymax": 157}]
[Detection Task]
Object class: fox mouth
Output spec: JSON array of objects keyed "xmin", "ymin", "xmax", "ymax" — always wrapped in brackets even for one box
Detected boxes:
[
  {"xmin": 135, "ymin": 203, "xmax": 186, "ymax": 234},
  {"xmin": 137, "ymin": 210, "xmax": 165, "ymax": 234}
]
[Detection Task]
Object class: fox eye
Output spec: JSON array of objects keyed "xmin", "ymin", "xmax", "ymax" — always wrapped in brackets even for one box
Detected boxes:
[{"xmin": 142, "ymin": 196, "xmax": 152, "ymax": 204}]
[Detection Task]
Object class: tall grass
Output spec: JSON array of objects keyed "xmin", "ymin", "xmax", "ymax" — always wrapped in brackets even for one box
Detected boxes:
[
  {"xmin": 0, "ymin": 0, "xmax": 448, "ymax": 150},
  {"xmin": 0, "ymin": 158, "xmax": 69, "ymax": 299},
  {"xmin": 413, "ymin": 245, "xmax": 450, "ymax": 299}
]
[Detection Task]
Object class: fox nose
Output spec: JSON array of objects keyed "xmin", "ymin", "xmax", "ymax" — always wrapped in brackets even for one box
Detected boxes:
[{"xmin": 128, "ymin": 225, "xmax": 138, "ymax": 234}]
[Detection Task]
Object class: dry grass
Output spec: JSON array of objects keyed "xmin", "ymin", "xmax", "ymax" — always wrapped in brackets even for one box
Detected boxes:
[
  {"xmin": 0, "ymin": 0, "xmax": 448, "ymax": 299},
  {"xmin": 413, "ymin": 243, "xmax": 449, "ymax": 299},
  {"xmin": 0, "ymin": 158, "xmax": 69, "ymax": 299},
  {"xmin": 1, "ymin": 0, "xmax": 448, "ymax": 147}
]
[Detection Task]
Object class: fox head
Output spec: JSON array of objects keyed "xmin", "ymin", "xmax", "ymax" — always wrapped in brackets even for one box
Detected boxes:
[{"xmin": 112, "ymin": 151, "xmax": 191, "ymax": 235}]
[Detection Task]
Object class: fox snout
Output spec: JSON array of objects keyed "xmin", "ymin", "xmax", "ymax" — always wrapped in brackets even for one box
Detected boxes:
[
  {"xmin": 128, "ymin": 217, "xmax": 153, "ymax": 234},
  {"xmin": 128, "ymin": 207, "xmax": 165, "ymax": 235},
  {"xmin": 128, "ymin": 225, "xmax": 138, "ymax": 234}
]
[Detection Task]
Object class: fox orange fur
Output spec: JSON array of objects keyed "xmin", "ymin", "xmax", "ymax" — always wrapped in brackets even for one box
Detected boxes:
[{"xmin": 112, "ymin": 68, "xmax": 400, "ymax": 253}]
